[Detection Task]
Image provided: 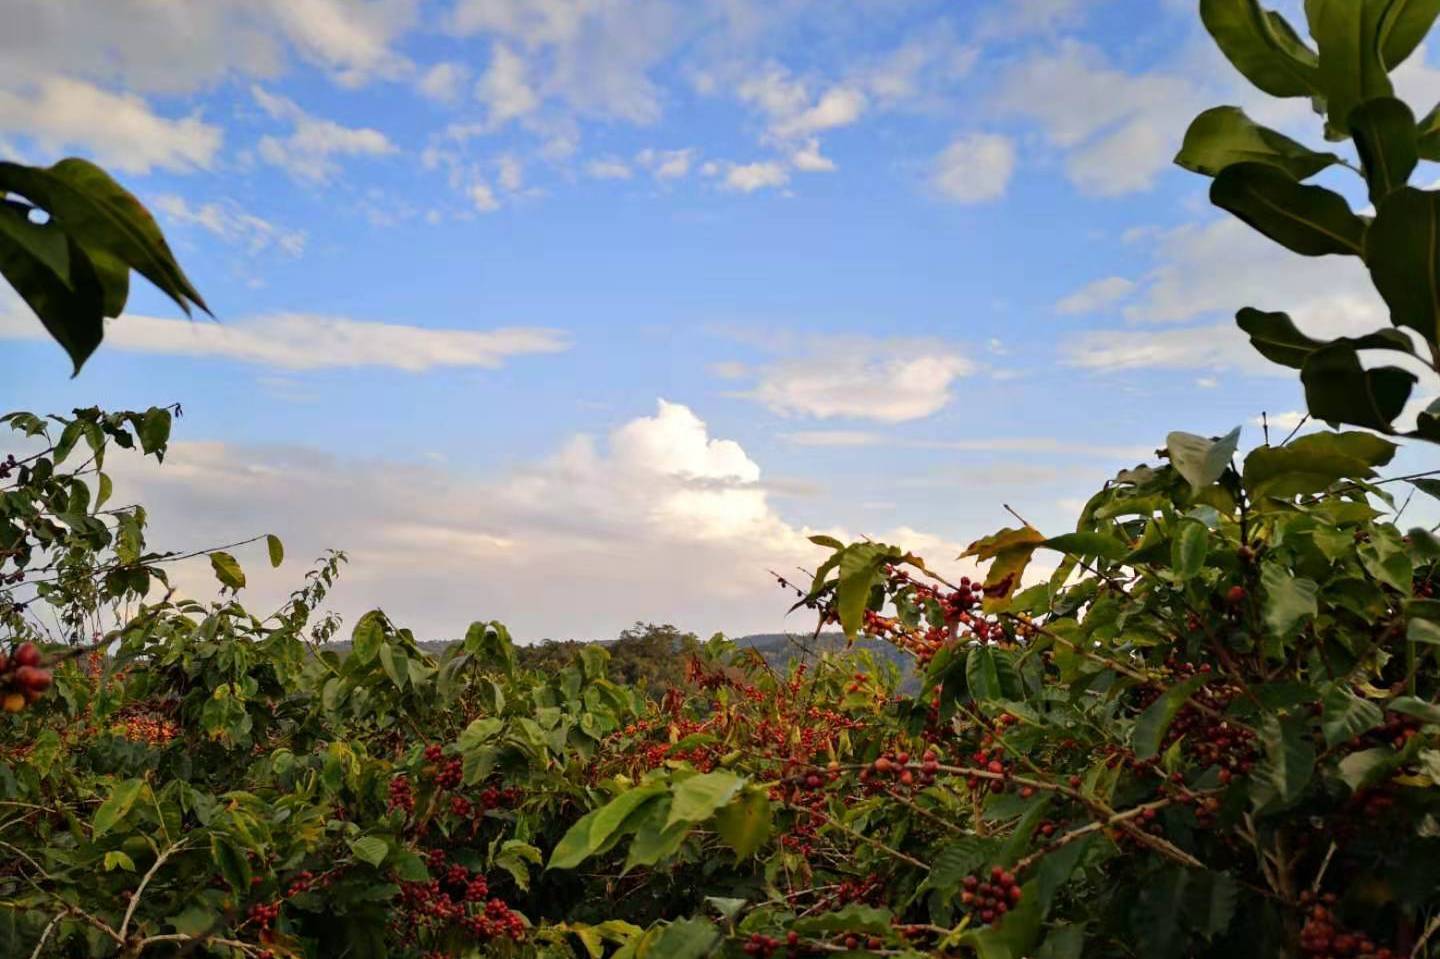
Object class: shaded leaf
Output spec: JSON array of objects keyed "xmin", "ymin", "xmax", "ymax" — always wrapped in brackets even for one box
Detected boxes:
[
  {"xmin": 1177, "ymin": 106, "xmax": 1338, "ymax": 178},
  {"xmin": 1212, "ymin": 163, "xmax": 1365, "ymax": 255},
  {"xmin": 1350, "ymin": 97, "xmax": 1419, "ymax": 203}
]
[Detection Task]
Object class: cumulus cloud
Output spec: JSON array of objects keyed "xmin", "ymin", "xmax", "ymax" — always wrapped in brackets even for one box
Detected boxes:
[
  {"xmin": 252, "ymin": 86, "xmax": 397, "ymax": 182},
  {"xmin": 264, "ymin": 0, "xmax": 417, "ymax": 86},
  {"xmin": 932, "ymin": 133, "xmax": 1016, "ymax": 203},
  {"xmin": 474, "ymin": 43, "xmax": 541, "ymax": 126},
  {"xmin": 994, "ymin": 41, "xmax": 1203, "ymax": 195},
  {"xmin": 1054, "ymin": 276, "xmax": 1135, "ymax": 315},
  {"xmin": 636, "ymin": 147, "xmax": 697, "ymax": 179},
  {"xmin": 102, "ymin": 400, "xmax": 975, "ymax": 640},
  {"xmin": 152, "ymin": 195, "xmax": 307, "ymax": 257},
  {"xmin": 0, "ymin": 305, "xmax": 569, "ymax": 373},
  {"xmin": 417, "ymin": 61, "xmax": 470, "ymax": 102},
  {"xmin": 586, "ymin": 157, "xmax": 633, "ymax": 179},
  {"xmin": 0, "ymin": 77, "xmax": 221, "ymax": 174},
  {"xmin": 722, "ymin": 160, "xmax": 790, "ymax": 192},
  {"xmin": 738, "ymin": 337, "xmax": 975, "ymax": 422}
]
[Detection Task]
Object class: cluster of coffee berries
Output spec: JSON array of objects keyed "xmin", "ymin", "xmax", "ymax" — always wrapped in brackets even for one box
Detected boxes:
[
  {"xmin": 0, "ymin": 452, "xmax": 16, "ymax": 480},
  {"xmin": 388, "ymin": 775, "xmax": 415, "ymax": 813},
  {"xmin": 859, "ymin": 748, "xmax": 940, "ymax": 791},
  {"xmin": 1, "ymin": 642, "xmax": 51, "ymax": 713},
  {"xmin": 742, "ymin": 931, "xmax": 801, "ymax": 956},
  {"xmin": 247, "ymin": 900, "xmax": 281, "ymax": 929},
  {"xmin": 960, "ymin": 866, "xmax": 1023, "ymax": 925},
  {"xmin": 1298, "ymin": 893, "xmax": 1394, "ymax": 958}
]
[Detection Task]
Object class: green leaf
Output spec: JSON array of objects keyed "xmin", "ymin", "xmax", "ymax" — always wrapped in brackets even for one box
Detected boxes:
[
  {"xmin": 0, "ymin": 199, "xmax": 107, "ymax": 373},
  {"xmin": 1037, "ymin": 925, "xmax": 1086, "ymax": 959},
  {"xmin": 966, "ymin": 646, "xmax": 1020, "ymax": 702},
  {"xmin": 265, "ymin": 534, "xmax": 284, "ymax": 568},
  {"xmin": 648, "ymin": 918, "xmax": 719, "ymax": 959},
  {"xmin": 1366, "ymin": 186, "xmax": 1440, "ymax": 349},
  {"xmin": 666, "ymin": 771, "xmax": 745, "ymax": 829},
  {"xmin": 1042, "ymin": 532, "xmax": 1129, "ymax": 562},
  {"xmin": 1243, "ymin": 429, "xmax": 1397, "ymax": 499},
  {"xmin": 549, "ymin": 784, "xmax": 667, "ymax": 870},
  {"xmin": 349, "ymin": 836, "xmax": 389, "ymax": 867},
  {"xmin": 93, "ymin": 778, "xmax": 145, "ymax": 838},
  {"xmin": 1338, "ymin": 746, "xmax": 1400, "ymax": 790},
  {"xmin": 713, "ymin": 788, "xmax": 772, "ymax": 859},
  {"xmin": 208, "ymin": 551, "xmax": 246, "ymax": 591},
  {"xmin": 1307, "ymin": 0, "xmax": 1396, "ymax": 137},
  {"xmin": 623, "ymin": 804, "xmax": 691, "ymax": 872},
  {"xmin": 1321, "ymin": 687, "xmax": 1385, "ymax": 745},
  {"xmin": 136, "ymin": 407, "xmax": 171, "ymax": 457},
  {"xmin": 103, "ymin": 850, "xmax": 136, "ymax": 872},
  {"xmin": 1377, "ymin": 0, "xmax": 1440, "ymax": 69},
  {"xmin": 1200, "ymin": 0, "xmax": 1320, "ymax": 97},
  {"xmin": 1350, "ymin": 98, "xmax": 1419, "ymax": 203},
  {"xmin": 794, "ymin": 905, "xmax": 894, "ymax": 935},
  {"xmin": 1212, "ymin": 163, "xmax": 1366, "ymax": 256},
  {"xmin": 1389, "ymin": 695, "xmax": 1440, "ymax": 723},
  {"xmin": 1251, "ymin": 713, "xmax": 1315, "ymax": 809},
  {"xmin": 1133, "ymin": 674, "xmax": 1211, "ymax": 759},
  {"xmin": 0, "ymin": 158, "xmax": 207, "ymax": 314},
  {"xmin": 1301, "ymin": 343, "xmax": 1416, "ymax": 432},
  {"xmin": 1236, "ymin": 307, "xmax": 1328, "ymax": 368},
  {"xmin": 1261, "ymin": 563, "xmax": 1319, "ymax": 637},
  {"xmin": 919, "ymin": 836, "xmax": 994, "ymax": 896},
  {"xmin": 211, "ymin": 834, "xmax": 251, "ymax": 894},
  {"xmin": 1171, "ymin": 520, "xmax": 1209, "ymax": 580},
  {"xmin": 1167, "ymin": 427, "xmax": 1241, "ymax": 491},
  {"xmin": 351, "ymin": 611, "xmax": 385, "ymax": 666},
  {"xmin": 1177, "ymin": 106, "xmax": 1338, "ymax": 179},
  {"xmin": 836, "ymin": 544, "xmax": 890, "ymax": 638}
]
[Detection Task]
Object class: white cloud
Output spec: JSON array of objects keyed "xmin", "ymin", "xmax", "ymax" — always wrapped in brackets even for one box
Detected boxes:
[
  {"xmin": 932, "ymin": 133, "xmax": 1015, "ymax": 203},
  {"xmin": 252, "ymin": 86, "xmax": 396, "ymax": 182},
  {"xmin": 475, "ymin": 43, "xmax": 540, "ymax": 126},
  {"xmin": 790, "ymin": 139, "xmax": 835, "ymax": 172},
  {"xmin": 1061, "ymin": 322, "xmax": 1268, "ymax": 373},
  {"xmin": 0, "ymin": 304, "xmax": 569, "ymax": 372},
  {"xmin": 1055, "ymin": 276, "xmax": 1135, "ymax": 315},
  {"xmin": 771, "ymin": 86, "xmax": 867, "ymax": 139},
  {"xmin": 104, "ymin": 400, "xmax": 975, "ymax": 639},
  {"xmin": 740, "ymin": 337, "xmax": 975, "ymax": 421},
  {"xmin": 636, "ymin": 147, "xmax": 697, "ymax": 179},
  {"xmin": 723, "ymin": 160, "xmax": 789, "ymax": 192},
  {"xmin": 264, "ymin": 0, "xmax": 417, "ymax": 86},
  {"xmin": 978, "ymin": 0, "xmax": 1095, "ymax": 38},
  {"xmin": 450, "ymin": 0, "xmax": 676, "ymax": 124},
  {"xmin": 0, "ymin": 76, "xmax": 221, "ymax": 174},
  {"xmin": 1255, "ymin": 411, "xmax": 1306, "ymax": 429},
  {"xmin": 497, "ymin": 154, "xmax": 524, "ymax": 191},
  {"xmin": 152, "ymin": 194, "xmax": 307, "ymax": 257},
  {"xmin": 994, "ymin": 41, "xmax": 1203, "ymax": 195},
  {"xmin": 781, "ymin": 430, "xmax": 1152, "ymax": 460},
  {"xmin": 417, "ymin": 61, "xmax": 470, "ymax": 102},
  {"xmin": 469, "ymin": 182, "xmax": 501, "ymax": 212},
  {"xmin": 586, "ymin": 157, "xmax": 633, "ymax": 179}
]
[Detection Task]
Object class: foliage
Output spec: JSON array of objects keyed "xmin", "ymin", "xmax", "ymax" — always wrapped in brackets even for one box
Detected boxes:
[
  {"xmin": 3, "ymin": 408, "xmax": 1440, "ymax": 958},
  {"xmin": 1183, "ymin": 0, "xmax": 1440, "ymax": 440},
  {"xmin": 0, "ymin": 157, "xmax": 207, "ymax": 374}
]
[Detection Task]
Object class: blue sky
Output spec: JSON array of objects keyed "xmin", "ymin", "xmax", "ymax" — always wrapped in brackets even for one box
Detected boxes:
[{"xmin": 4, "ymin": 0, "xmax": 1438, "ymax": 641}]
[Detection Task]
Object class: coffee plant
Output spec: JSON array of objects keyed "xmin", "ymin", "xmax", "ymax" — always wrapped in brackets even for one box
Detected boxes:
[
  {"xmin": 3, "ymin": 403, "xmax": 1440, "ymax": 958},
  {"xmin": 1181, "ymin": 0, "xmax": 1440, "ymax": 439}
]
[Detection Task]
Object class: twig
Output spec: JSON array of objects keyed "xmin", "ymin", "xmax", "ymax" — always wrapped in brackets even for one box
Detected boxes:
[{"xmin": 119, "ymin": 839, "xmax": 190, "ymax": 942}]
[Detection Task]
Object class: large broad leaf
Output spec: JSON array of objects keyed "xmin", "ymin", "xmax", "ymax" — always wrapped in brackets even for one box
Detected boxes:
[
  {"xmin": 1306, "ymin": 0, "xmax": 1396, "ymax": 137},
  {"xmin": 1167, "ymin": 427, "xmax": 1241, "ymax": 491},
  {"xmin": 1349, "ymin": 98, "xmax": 1419, "ymax": 203},
  {"xmin": 1366, "ymin": 187, "xmax": 1440, "ymax": 349},
  {"xmin": 1133, "ymin": 674, "xmax": 1211, "ymax": 759},
  {"xmin": 208, "ymin": 551, "xmax": 246, "ymax": 591},
  {"xmin": 963, "ymin": 527, "xmax": 1045, "ymax": 610},
  {"xmin": 549, "ymin": 783, "xmax": 668, "ymax": 870},
  {"xmin": 646, "ymin": 918, "xmax": 719, "ymax": 959},
  {"xmin": 0, "ymin": 200, "xmax": 109, "ymax": 373},
  {"xmin": 1171, "ymin": 520, "xmax": 1209, "ymax": 580},
  {"xmin": 1261, "ymin": 563, "xmax": 1319, "ymax": 637},
  {"xmin": 967, "ymin": 645, "xmax": 1020, "ymax": 701},
  {"xmin": 351, "ymin": 611, "xmax": 386, "ymax": 666},
  {"xmin": 712, "ymin": 789, "xmax": 772, "ymax": 859},
  {"xmin": 1236, "ymin": 307, "xmax": 1327, "ymax": 368},
  {"xmin": 794, "ymin": 905, "xmax": 894, "ymax": 935},
  {"xmin": 92, "ymin": 778, "xmax": 145, "ymax": 838},
  {"xmin": 666, "ymin": 771, "xmax": 745, "ymax": 828},
  {"xmin": 1320, "ymin": 686, "xmax": 1384, "ymax": 745},
  {"xmin": 1250, "ymin": 713, "xmax": 1315, "ymax": 809},
  {"xmin": 1200, "ymin": 0, "xmax": 1320, "ymax": 97},
  {"xmin": 1177, "ymin": 106, "xmax": 1338, "ymax": 178},
  {"xmin": 1300, "ymin": 343, "xmax": 1416, "ymax": 432},
  {"xmin": 836, "ymin": 543, "xmax": 895, "ymax": 638},
  {"xmin": 1419, "ymin": 101, "xmax": 1440, "ymax": 160},
  {"xmin": 1042, "ymin": 531, "xmax": 1130, "ymax": 562},
  {"xmin": 1242, "ymin": 430, "xmax": 1397, "ymax": 498},
  {"xmin": 1377, "ymin": 0, "xmax": 1440, "ymax": 69},
  {"xmin": 0, "ymin": 159, "xmax": 207, "ymax": 315},
  {"xmin": 1212, "ymin": 163, "xmax": 1366, "ymax": 256}
]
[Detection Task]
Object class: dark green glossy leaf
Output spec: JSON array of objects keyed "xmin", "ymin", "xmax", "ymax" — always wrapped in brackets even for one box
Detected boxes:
[
  {"xmin": 1350, "ymin": 98, "xmax": 1419, "ymax": 203},
  {"xmin": 1300, "ymin": 343, "xmax": 1416, "ymax": 432},
  {"xmin": 1200, "ymin": 0, "xmax": 1320, "ymax": 97},
  {"xmin": 1306, "ymin": 0, "xmax": 1396, "ymax": 137},
  {"xmin": 1177, "ymin": 106, "xmax": 1338, "ymax": 178},
  {"xmin": 1212, "ymin": 163, "xmax": 1366, "ymax": 255},
  {"xmin": 1366, "ymin": 186, "xmax": 1440, "ymax": 348}
]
